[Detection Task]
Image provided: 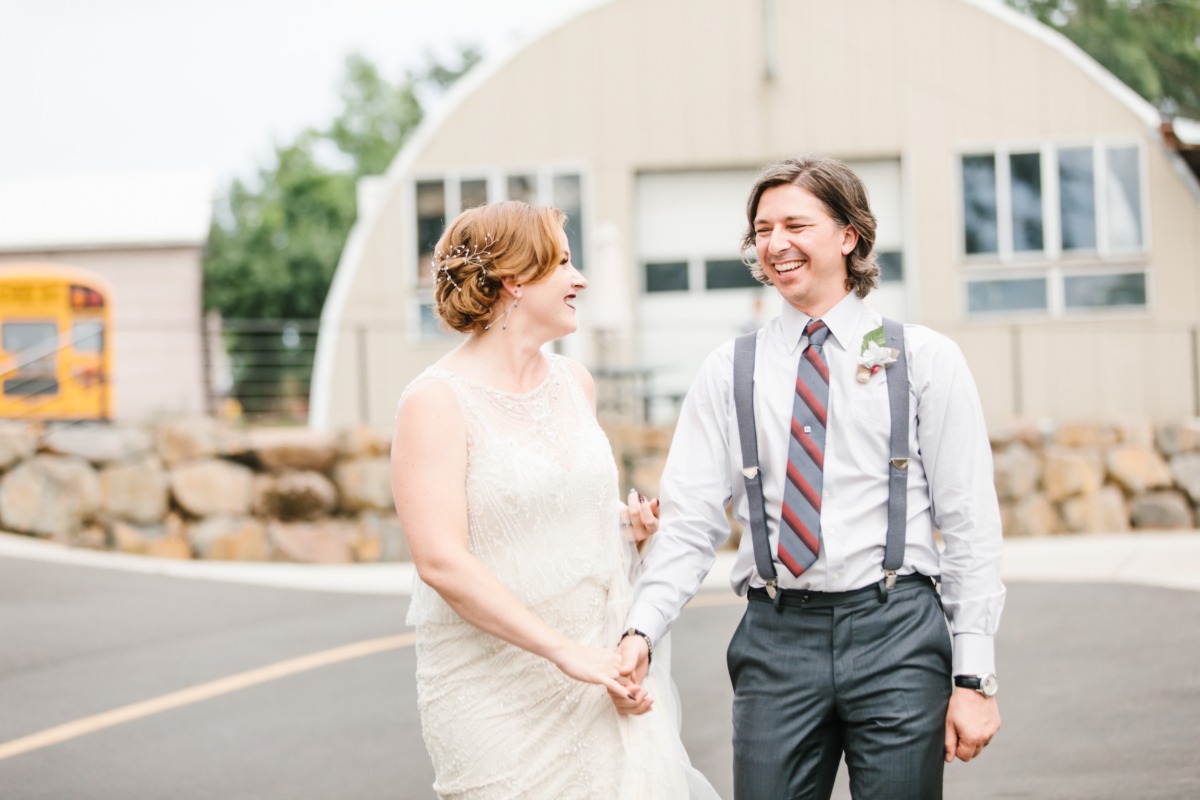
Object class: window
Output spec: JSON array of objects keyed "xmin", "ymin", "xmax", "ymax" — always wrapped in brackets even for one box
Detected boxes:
[
  {"xmin": 507, "ymin": 175, "xmax": 535, "ymax": 203},
  {"xmin": 877, "ymin": 251, "xmax": 904, "ymax": 282},
  {"xmin": 460, "ymin": 178, "xmax": 488, "ymax": 210},
  {"xmin": 1064, "ymin": 272, "xmax": 1146, "ymax": 309},
  {"xmin": 415, "ymin": 181, "xmax": 446, "ymax": 287},
  {"xmin": 705, "ymin": 259, "xmax": 759, "ymax": 290},
  {"xmin": 2, "ymin": 321, "xmax": 59, "ymax": 396},
  {"xmin": 645, "ymin": 262, "xmax": 689, "ymax": 293},
  {"xmin": 960, "ymin": 143, "xmax": 1147, "ymax": 317},
  {"xmin": 71, "ymin": 321, "xmax": 104, "ymax": 353},
  {"xmin": 967, "ymin": 278, "xmax": 1047, "ymax": 314},
  {"xmin": 554, "ymin": 174, "xmax": 585, "ymax": 270}
]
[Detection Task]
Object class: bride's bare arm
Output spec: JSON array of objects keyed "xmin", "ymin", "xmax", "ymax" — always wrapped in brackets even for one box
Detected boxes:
[{"xmin": 392, "ymin": 377, "xmax": 631, "ymax": 697}]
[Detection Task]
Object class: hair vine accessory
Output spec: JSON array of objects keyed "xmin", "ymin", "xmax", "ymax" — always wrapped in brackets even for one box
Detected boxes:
[{"xmin": 432, "ymin": 232, "xmax": 495, "ymax": 292}]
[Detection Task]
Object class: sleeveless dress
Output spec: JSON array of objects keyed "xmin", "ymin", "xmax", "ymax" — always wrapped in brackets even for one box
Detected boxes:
[{"xmin": 402, "ymin": 355, "xmax": 717, "ymax": 800}]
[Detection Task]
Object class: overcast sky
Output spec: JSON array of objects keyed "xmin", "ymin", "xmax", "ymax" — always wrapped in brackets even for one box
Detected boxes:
[{"xmin": 0, "ymin": 0, "xmax": 598, "ymax": 185}]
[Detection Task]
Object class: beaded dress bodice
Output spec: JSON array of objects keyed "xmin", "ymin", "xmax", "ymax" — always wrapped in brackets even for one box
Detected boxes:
[{"xmin": 405, "ymin": 354, "xmax": 622, "ymax": 627}]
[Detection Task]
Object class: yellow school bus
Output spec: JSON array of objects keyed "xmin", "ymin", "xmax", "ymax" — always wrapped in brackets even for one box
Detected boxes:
[{"xmin": 0, "ymin": 264, "xmax": 113, "ymax": 420}]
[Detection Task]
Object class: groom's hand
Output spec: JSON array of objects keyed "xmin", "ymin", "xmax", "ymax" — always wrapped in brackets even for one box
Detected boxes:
[
  {"xmin": 944, "ymin": 688, "xmax": 1001, "ymax": 763},
  {"xmin": 617, "ymin": 633, "xmax": 650, "ymax": 685}
]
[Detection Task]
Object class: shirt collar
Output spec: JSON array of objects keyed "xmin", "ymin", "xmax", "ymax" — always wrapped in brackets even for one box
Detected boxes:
[{"xmin": 780, "ymin": 292, "xmax": 873, "ymax": 354}]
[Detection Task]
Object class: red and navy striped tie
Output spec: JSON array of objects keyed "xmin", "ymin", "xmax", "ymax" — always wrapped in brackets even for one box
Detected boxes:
[{"xmin": 779, "ymin": 318, "xmax": 829, "ymax": 576}]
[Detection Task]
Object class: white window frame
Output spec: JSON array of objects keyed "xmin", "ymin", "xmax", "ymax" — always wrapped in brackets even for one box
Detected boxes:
[{"xmin": 959, "ymin": 140, "xmax": 1150, "ymax": 320}]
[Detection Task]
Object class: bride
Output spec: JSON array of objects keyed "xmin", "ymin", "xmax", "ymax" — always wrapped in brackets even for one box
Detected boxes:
[{"xmin": 391, "ymin": 200, "xmax": 718, "ymax": 799}]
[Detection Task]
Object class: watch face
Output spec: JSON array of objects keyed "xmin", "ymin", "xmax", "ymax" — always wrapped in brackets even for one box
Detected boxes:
[{"xmin": 980, "ymin": 674, "xmax": 999, "ymax": 697}]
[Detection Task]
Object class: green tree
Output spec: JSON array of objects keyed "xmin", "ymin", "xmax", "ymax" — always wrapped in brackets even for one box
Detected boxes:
[
  {"xmin": 1006, "ymin": 0, "xmax": 1200, "ymax": 118},
  {"xmin": 202, "ymin": 47, "xmax": 480, "ymax": 416}
]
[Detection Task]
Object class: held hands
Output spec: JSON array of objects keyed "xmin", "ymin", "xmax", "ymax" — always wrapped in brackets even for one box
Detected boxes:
[
  {"xmin": 548, "ymin": 639, "xmax": 637, "ymax": 702},
  {"xmin": 622, "ymin": 488, "xmax": 660, "ymax": 547},
  {"xmin": 607, "ymin": 633, "xmax": 653, "ymax": 716},
  {"xmin": 944, "ymin": 688, "xmax": 1001, "ymax": 763}
]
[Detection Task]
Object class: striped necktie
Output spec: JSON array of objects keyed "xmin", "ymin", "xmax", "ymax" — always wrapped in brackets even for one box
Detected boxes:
[{"xmin": 779, "ymin": 318, "xmax": 830, "ymax": 576}]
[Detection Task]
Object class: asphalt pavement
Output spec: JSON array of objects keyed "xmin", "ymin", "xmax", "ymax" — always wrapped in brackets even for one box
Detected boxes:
[{"xmin": 1, "ymin": 531, "xmax": 1199, "ymax": 799}]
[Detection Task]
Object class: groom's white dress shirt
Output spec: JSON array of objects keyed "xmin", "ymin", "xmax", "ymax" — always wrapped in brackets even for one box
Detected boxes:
[{"xmin": 626, "ymin": 292, "xmax": 1006, "ymax": 676}]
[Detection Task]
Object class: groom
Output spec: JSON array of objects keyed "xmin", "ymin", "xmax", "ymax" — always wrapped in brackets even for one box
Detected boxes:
[{"xmin": 615, "ymin": 156, "xmax": 1004, "ymax": 799}]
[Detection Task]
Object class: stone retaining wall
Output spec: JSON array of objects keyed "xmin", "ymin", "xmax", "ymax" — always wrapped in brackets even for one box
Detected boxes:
[
  {"xmin": 0, "ymin": 419, "xmax": 406, "ymax": 562},
  {"xmin": 2, "ymin": 418, "xmax": 1198, "ymax": 563}
]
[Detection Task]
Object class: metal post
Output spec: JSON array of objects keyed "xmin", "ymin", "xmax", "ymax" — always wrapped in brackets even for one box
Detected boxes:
[{"xmin": 1192, "ymin": 325, "xmax": 1200, "ymax": 418}]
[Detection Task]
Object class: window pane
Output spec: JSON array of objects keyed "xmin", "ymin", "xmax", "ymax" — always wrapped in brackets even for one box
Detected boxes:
[
  {"xmin": 416, "ymin": 180, "xmax": 446, "ymax": 285},
  {"xmin": 71, "ymin": 321, "xmax": 104, "ymax": 353},
  {"xmin": 507, "ymin": 175, "xmax": 536, "ymax": 203},
  {"xmin": 419, "ymin": 303, "xmax": 449, "ymax": 338},
  {"xmin": 1106, "ymin": 146, "xmax": 1142, "ymax": 250},
  {"xmin": 877, "ymin": 251, "xmax": 904, "ymax": 282},
  {"xmin": 967, "ymin": 278, "xmax": 1047, "ymax": 313},
  {"xmin": 460, "ymin": 179, "xmax": 487, "ymax": 210},
  {"xmin": 1010, "ymin": 153, "xmax": 1043, "ymax": 252},
  {"xmin": 962, "ymin": 155, "xmax": 998, "ymax": 254},
  {"xmin": 554, "ymin": 174, "xmax": 585, "ymax": 271},
  {"xmin": 645, "ymin": 261, "xmax": 689, "ymax": 293},
  {"xmin": 705, "ymin": 259, "xmax": 759, "ymax": 290},
  {"xmin": 1064, "ymin": 272, "xmax": 1146, "ymax": 308},
  {"xmin": 3, "ymin": 321, "xmax": 57, "ymax": 353},
  {"xmin": 4, "ymin": 378, "xmax": 58, "ymax": 396},
  {"xmin": 1058, "ymin": 148, "xmax": 1096, "ymax": 250}
]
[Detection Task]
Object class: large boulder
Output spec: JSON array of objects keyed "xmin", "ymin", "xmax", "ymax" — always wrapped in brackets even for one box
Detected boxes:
[
  {"xmin": 154, "ymin": 418, "xmax": 221, "ymax": 466},
  {"xmin": 254, "ymin": 471, "xmax": 339, "ymax": 521},
  {"xmin": 189, "ymin": 516, "xmax": 270, "ymax": 561},
  {"xmin": 1106, "ymin": 446, "xmax": 1173, "ymax": 495},
  {"xmin": 336, "ymin": 425, "xmax": 392, "ymax": 459},
  {"xmin": 356, "ymin": 511, "xmax": 410, "ymax": 562},
  {"xmin": 1129, "ymin": 491, "xmax": 1195, "ymax": 530},
  {"xmin": 111, "ymin": 514, "xmax": 191, "ymax": 559},
  {"xmin": 333, "ymin": 457, "xmax": 394, "ymax": 513},
  {"xmin": 992, "ymin": 442, "xmax": 1041, "ymax": 502},
  {"xmin": 268, "ymin": 520, "xmax": 356, "ymax": 563},
  {"xmin": 1156, "ymin": 420, "xmax": 1200, "ymax": 458},
  {"xmin": 100, "ymin": 457, "xmax": 169, "ymax": 525},
  {"xmin": 42, "ymin": 425, "xmax": 154, "ymax": 465},
  {"xmin": 170, "ymin": 459, "xmax": 255, "ymax": 517},
  {"xmin": 1061, "ymin": 486, "xmax": 1130, "ymax": 534},
  {"xmin": 1041, "ymin": 446, "xmax": 1104, "ymax": 502},
  {"xmin": 1055, "ymin": 423, "xmax": 1116, "ymax": 448},
  {"xmin": 1000, "ymin": 493, "xmax": 1063, "ymax": 537},
  {"xmin": 1168, "ymin": 453, "xmax": 1200, "ymax": 505},
  {"xmin": 248, "ymin": 429, "xmax": 337, "ymax": 473},
  {"xmin": 0, "ymin": 455, "xmax": 101, "ymax": 539},
  {"xmin": 0, "ymin": 421, "xmax": 39, "ymax": 470}
]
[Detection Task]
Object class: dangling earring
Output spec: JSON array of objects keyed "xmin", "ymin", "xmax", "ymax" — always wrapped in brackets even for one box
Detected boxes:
[{"xmin": 483, "ymin": 299, "xmax": 519, "ymax": 331}]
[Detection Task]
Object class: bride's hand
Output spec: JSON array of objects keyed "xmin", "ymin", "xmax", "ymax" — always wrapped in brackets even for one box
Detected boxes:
[
  {"xmin": 549, "ymin": 640, "xmax": 635, "ymax": 699},
  {"xmin": 622, "ymin": 488, "xmax": 659, "ymax": 546}
]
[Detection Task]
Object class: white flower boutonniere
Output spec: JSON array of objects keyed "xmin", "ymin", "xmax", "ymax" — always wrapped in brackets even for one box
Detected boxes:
[{"xmin": 857, "ymin": 327, "xmax": 898, "ymax": 384}]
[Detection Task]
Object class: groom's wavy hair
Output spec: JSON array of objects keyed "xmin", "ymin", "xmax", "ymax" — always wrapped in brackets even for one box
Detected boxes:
[
  {"xmin": 433, "ymin": 201, "xmax": 567, "ymax": 333},
  {"xmin": 739, "ymin": 155, "xmax": 880, "ymax": 298}
]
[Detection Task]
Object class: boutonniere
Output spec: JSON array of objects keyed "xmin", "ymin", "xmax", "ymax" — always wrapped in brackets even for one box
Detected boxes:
[{"xmin": 857, "ymin": 327, "xmax": 898, "ymax": 384}]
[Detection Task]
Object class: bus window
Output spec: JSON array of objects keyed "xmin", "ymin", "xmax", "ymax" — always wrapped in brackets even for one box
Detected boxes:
[
  {"xmin": 2, "ymin": 321, "xmax": 60, "ymax": 396},
  {"xmin": 71, "ymin": 321, "xmax": 104, "ymax": 353}
]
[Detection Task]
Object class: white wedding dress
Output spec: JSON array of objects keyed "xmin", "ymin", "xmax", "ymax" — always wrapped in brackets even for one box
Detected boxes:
[{"xmin": 404, "ymin": 355, "xmax": 718, "ymax": 800}]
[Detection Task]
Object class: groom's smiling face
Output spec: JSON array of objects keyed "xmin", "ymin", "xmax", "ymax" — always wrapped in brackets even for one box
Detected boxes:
[{"xmin": 753, "ymin": 183, "xmax": 858, "ymax": 317}]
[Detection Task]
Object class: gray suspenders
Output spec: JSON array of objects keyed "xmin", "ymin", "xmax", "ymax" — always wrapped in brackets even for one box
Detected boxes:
[{"xmin": 733, "ymin": 318, "xmax": 909, "ymax": 607}]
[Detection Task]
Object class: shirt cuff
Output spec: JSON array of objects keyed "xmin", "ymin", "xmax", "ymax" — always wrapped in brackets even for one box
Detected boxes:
[
  {"xmin": 952, "ymin": 632, "xmax": 995, "ymax": 677},
  {"xmin": 624, "ymin": 602, "xmax": 670, "ymax": 645}
]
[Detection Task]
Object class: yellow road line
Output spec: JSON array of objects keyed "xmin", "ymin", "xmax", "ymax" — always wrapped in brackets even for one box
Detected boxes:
[
  {"xmin": 0, "ymin": 595, "xmax": 744, "ymax": 763},
  {"xmin": 0, "ymin": 633, "xmax": 415, "ymax": 762}
]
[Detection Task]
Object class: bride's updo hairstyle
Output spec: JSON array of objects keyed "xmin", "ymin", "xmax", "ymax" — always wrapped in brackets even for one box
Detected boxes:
[{"xmin": 432, "ymin": 201, "xmax": 568, "ymax": 333}]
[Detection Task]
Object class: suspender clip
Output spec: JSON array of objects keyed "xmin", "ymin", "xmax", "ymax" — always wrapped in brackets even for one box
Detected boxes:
[
  {"xmin": 884, "ymin": 569, "xmax": 897, "ymax": 590},
  {"xmin": 890, "ymin": 458, "xmax": 910, "ymax": 469},
  {"xmin": 764, "ymin": 579, "xmax": 778, "ymax": 600},
  {"xmin": 741, "ymin": 466, "xmax": 759, "ymax": 479}
]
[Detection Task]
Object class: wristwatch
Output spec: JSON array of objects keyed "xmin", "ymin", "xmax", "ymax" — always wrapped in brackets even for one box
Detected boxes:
[
  {"xmin": 954, "ymin": 673, "xmax": 999, "ymax": 697},
  {"xmin": 619, "ymin": 628, "xmax": 653, "ymax": 666}
]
